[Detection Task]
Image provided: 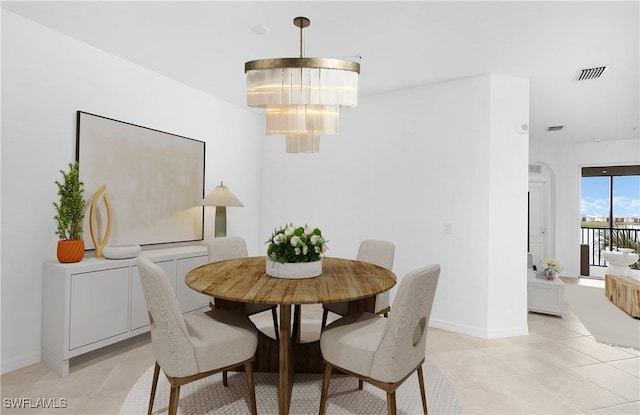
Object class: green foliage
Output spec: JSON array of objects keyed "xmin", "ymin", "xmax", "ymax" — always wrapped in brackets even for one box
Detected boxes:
[
  {"xmin": 266, "ymin": 224, "xmax": 327, "ymax": 263},
  {"xmin": 581, "ymin": 221, "xmax": 609, "ymax": 228},
  {"xmin": 582, "ymin": 221, "xmax": 638, "ymax": 228},
  {"xmin": 53, "ymin": 162, "xmax": 86, "ymax": 240}
]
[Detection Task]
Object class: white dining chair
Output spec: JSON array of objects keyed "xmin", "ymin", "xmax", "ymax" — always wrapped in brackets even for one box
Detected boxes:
[
  {"xmin": 136, "ymin": 256, "xmax": 258, "ymax": 415},
  {"xmin": 319, "ymin": 264, "xmax": 440, "ymax": 415},
  {"xmin": 207, "ymin": 236, "xmax": 279, "ymax": 339},
  {"xmin": 321, "ymin": 239, "xmax": 395, "ymax": 330}
]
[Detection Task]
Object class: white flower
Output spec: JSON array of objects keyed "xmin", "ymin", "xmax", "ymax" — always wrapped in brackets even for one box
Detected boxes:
[
  {"xmin": 543, "ymin": 258, "xmax": 563, "ymax": 272},
  {"xmin": 266, "ymin": 223, "xmax": 327, "ymax": 263}
]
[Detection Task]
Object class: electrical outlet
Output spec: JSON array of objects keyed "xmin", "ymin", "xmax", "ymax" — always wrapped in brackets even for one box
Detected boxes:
[{"xmin": 445, "ymin": 223, "xmax": 453, "ymax": 234}]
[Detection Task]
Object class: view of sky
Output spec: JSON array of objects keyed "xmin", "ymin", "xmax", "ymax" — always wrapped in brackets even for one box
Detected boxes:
[{"xmin": 581, "ymin": 175, "xmax": 640, "ymax": 217}]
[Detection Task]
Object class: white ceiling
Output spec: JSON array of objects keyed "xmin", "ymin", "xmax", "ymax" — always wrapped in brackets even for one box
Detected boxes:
[{"xmin": 3, "ymin": 1, "xmax": 639, "ymax": 144}]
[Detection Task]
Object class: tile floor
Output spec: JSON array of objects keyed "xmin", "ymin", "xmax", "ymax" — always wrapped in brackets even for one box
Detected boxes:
[{"xmin": 1, "ymin": 305, "xmax": 639, "ymax": 414}]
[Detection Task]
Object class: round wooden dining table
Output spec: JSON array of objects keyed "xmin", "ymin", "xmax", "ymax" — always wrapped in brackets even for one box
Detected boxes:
[{"xmin": 185, "ymin": 256, "xmax": 396, "ymax": 415}]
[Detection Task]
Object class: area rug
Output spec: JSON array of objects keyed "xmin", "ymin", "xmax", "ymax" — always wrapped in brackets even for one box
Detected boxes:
[
  {"xmin": 120, "ymin": 360, "xmax": 461, "ymax": 414},
  {"xmin": 564, "ymin": 281, "xmax": 640, "ymax": 350}
]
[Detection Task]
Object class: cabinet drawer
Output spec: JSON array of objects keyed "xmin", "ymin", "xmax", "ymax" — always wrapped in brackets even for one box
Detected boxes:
[{"xmin": 69, "ymin": 267, "xmax": 130, "ymax": 350}]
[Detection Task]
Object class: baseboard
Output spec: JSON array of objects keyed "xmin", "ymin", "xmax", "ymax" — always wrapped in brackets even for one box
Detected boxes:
[
  {"xmin": 484, "ymin": 325, "xmax": 529, "ymax": 338},
  {"xmin": 429, "ymin": 318, "xmax": 529, "ymax": 339},
  {"xmin": 1, "ymin": 351, "xmax": 41, "ymax": 375}
]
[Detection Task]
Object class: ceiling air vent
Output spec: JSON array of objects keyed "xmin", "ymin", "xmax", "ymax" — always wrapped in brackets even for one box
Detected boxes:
[
  {"xmin": 575, "ymin": 65, "xmax": 609, "ymax": 81},
  {"xmin": 546, "ymin": 125, "xmax": 564, "ymax": 132}
]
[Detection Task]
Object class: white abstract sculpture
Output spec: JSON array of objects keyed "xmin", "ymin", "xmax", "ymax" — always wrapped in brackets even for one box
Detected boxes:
[{"xmin": 602, "ymin": 249, "xmax": 639, "ymax": 280}]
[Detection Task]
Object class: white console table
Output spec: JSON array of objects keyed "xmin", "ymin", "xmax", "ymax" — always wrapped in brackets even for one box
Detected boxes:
[
  {"xmin": 42, "ymin": 245, "xmax": 209, "ymax": 376},
  {"xmin": 527, "ymin": 269, "xmax": 565, "ymax": 316}
]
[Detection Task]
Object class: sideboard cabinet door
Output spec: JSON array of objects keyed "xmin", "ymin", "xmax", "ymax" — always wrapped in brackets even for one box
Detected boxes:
[
  {"xmin": 69, "ymin": 267, "xmax": 130, "ymax": 350},
  {"xmin": 176, "ymin": 256, "xmax": 209, "ymax": 313},
  {"xmin": 130, "ymin": 260, "xmax": 177, "ymax": 331}
]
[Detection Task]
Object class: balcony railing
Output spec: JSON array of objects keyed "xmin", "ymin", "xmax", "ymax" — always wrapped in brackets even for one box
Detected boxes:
[{"xmin": 581, "ymin": 226, "xmax": 640, "ymax": 267}]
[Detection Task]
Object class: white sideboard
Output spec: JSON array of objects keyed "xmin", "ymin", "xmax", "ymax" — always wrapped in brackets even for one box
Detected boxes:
[
  {"xmin": 42, "ymin": 245, "xmax": 209, "ymax": 376},
  {"xmin": 527, "ymin": 269, "xmax": 565, "ymax": 317}
]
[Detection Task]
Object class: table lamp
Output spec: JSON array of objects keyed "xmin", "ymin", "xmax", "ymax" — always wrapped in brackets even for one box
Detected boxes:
[{"xmin": 201, "ymin": 181, "xmax": 244, "ymax": 237}]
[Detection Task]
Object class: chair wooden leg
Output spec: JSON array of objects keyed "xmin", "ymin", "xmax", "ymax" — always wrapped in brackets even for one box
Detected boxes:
[
  {"xmin": 271, "ymin": 307, "xmax": 279, "ymax": 341},
  {"xmin": 321, "ymin": 308, "xmax": 329, "ymax": 331},
  {"xmin": 383, "ymin": 311, "xmax": 389, "ymax": 318},
  {"xmin": 417, "ymin": 365, "xmax": 428, "ymax": 415},
  {"xmin": 222, "ymin": 371, "xmax": 228, "ymax": 386},
  {"xmin": 319, "ymin": 363, "xmax": 333, "ymax": 415},
  {"xmin": 147, "ymin": 362, "xmax": 160, "ymax": 415},
  {"xmin": 387, "ymin": 390, "xmax": 397, "ymax": 415},
  {"xmin": 358, "ymin": 379, "xmax": 364, "ymax": 390},
  {"xmin": 167, "ymin": 384, "xmax": 180, "ymax": 415},
  {"xmin": 244, "ymin": 362, "xmax": 257, "ymax": 415}
]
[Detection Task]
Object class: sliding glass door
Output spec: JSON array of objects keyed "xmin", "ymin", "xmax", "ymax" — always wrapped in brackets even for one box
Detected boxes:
[{"xmin": 580, "ymin": 166, "xmax": 639, "ymax": 273}]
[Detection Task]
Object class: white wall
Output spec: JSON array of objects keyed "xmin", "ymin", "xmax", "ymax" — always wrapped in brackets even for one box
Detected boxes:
[
  {"xmin": 2, "ymin": 11, "xmax": 534, "ymax": 373},
  {"xmin": 1, "ymin": 11, "xmax": 263, "ymax": 373},
  {"xmin": 259, "ymin": 73, "xmax": 529, "ymax": 338},
  {"xmin": 487, "ymin": 75, "xmax": 530, "ymax": 336},
  {"xmin": 530, "ymin": 138, "xmax": 640, "ymax": 276}
]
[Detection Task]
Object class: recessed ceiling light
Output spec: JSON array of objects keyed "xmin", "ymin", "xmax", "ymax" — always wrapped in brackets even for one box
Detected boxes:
[{"xmin": 251, "ymin": 25, "xmax": 271, "ymax": 35}]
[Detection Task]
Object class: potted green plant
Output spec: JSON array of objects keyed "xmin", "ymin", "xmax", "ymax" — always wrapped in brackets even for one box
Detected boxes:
[
  {"xmin": 53, "ymin": 162, "xmax": 86, "ymax": 263},
  {"xmin": 265, "ymin": 224, "xmax": 327, "ymax": 278}
]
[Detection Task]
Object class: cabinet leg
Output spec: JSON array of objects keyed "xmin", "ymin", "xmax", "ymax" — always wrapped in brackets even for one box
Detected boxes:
[{"xmin": 41, "ymin": 349, "xmax": 69, "ymax": 377}]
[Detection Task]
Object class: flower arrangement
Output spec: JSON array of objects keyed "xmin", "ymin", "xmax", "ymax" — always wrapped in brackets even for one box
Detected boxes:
[
  {"xmin": 542, "ymin": 258, "xmax": 563, "ymax": 281},
  {"xmin": 266, "ymin": 224, "xmax": 327, "ymax": 263}
]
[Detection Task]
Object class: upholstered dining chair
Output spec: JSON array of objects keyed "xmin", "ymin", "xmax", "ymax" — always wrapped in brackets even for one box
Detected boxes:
[
  {"xmin": 136, "ymin": 256, "xmax": 258, "ymax": 415},
  {"xmin": 319, "ymin": 264, "xmax": 440, "ymax": 415},
  {"xmin": 321, "ymin": 239, "xmax": 395, "ymax": 330},
  {"xmin": 207, "ymin": 236, "xmax": 279, "ymax": 340}
]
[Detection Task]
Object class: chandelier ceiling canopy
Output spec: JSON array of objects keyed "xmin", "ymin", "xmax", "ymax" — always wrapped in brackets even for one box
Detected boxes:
[{"xmin": 245, "ymin": 16, "xmax": 360, "ymax": 153}]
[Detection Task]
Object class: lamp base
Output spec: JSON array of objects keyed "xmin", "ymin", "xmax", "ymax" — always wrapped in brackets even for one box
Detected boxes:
[{"xmin": 214, "ymin": 206, "xmax": 227, "ymax": 237}]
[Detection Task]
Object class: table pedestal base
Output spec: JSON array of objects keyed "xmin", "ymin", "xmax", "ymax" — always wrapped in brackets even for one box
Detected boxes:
[{"xmin": 215, "ymin": 295, "xmax": 377, "ymax": 415}]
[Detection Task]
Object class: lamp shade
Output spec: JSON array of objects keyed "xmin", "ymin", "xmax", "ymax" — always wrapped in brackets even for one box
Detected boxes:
[{"xmin": 201, "ymin": 182, "xmax": 244, "ymax": 207}]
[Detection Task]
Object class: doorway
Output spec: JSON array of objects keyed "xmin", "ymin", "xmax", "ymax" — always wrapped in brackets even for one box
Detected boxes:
[{"xmin": 528, "ymin": 176, "xmax": 550, "ymax": 266}]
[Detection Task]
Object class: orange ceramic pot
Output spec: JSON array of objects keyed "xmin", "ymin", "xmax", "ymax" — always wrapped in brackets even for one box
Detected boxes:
[{"xmin": 57, "ymin": 240, "xmax": 85, "ymax": 263}]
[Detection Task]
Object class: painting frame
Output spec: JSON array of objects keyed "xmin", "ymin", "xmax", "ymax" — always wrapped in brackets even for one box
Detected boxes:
[{"xmin": 76, "ymin": 111, "xmax": 205, "ymax": 250}]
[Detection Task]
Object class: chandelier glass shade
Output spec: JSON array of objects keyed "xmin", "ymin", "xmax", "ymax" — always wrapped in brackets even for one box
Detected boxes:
[{"xmin": 245, "ymin": 17, "xmax": 360, "ymax": 153}]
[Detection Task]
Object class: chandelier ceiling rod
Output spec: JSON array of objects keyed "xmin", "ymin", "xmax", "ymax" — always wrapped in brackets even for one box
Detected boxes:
[{"xmin": 294, "ymin": 16, "xmax": 309, "ymax": 58}]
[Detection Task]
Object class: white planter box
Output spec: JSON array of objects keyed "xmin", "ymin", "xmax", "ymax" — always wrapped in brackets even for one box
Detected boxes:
[
  {"xmin": 265, "ymin": 258, "xmax": 322, "ymax": 279},
  {"xmin": 527, "ymin": 270, "xmax": 565, "ymax": 317}
]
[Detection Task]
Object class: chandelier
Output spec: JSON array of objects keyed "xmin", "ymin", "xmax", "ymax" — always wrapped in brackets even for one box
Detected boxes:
[{"xmin": 245, "ymin": 17, "xmax": 360, "ymax": 153}]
